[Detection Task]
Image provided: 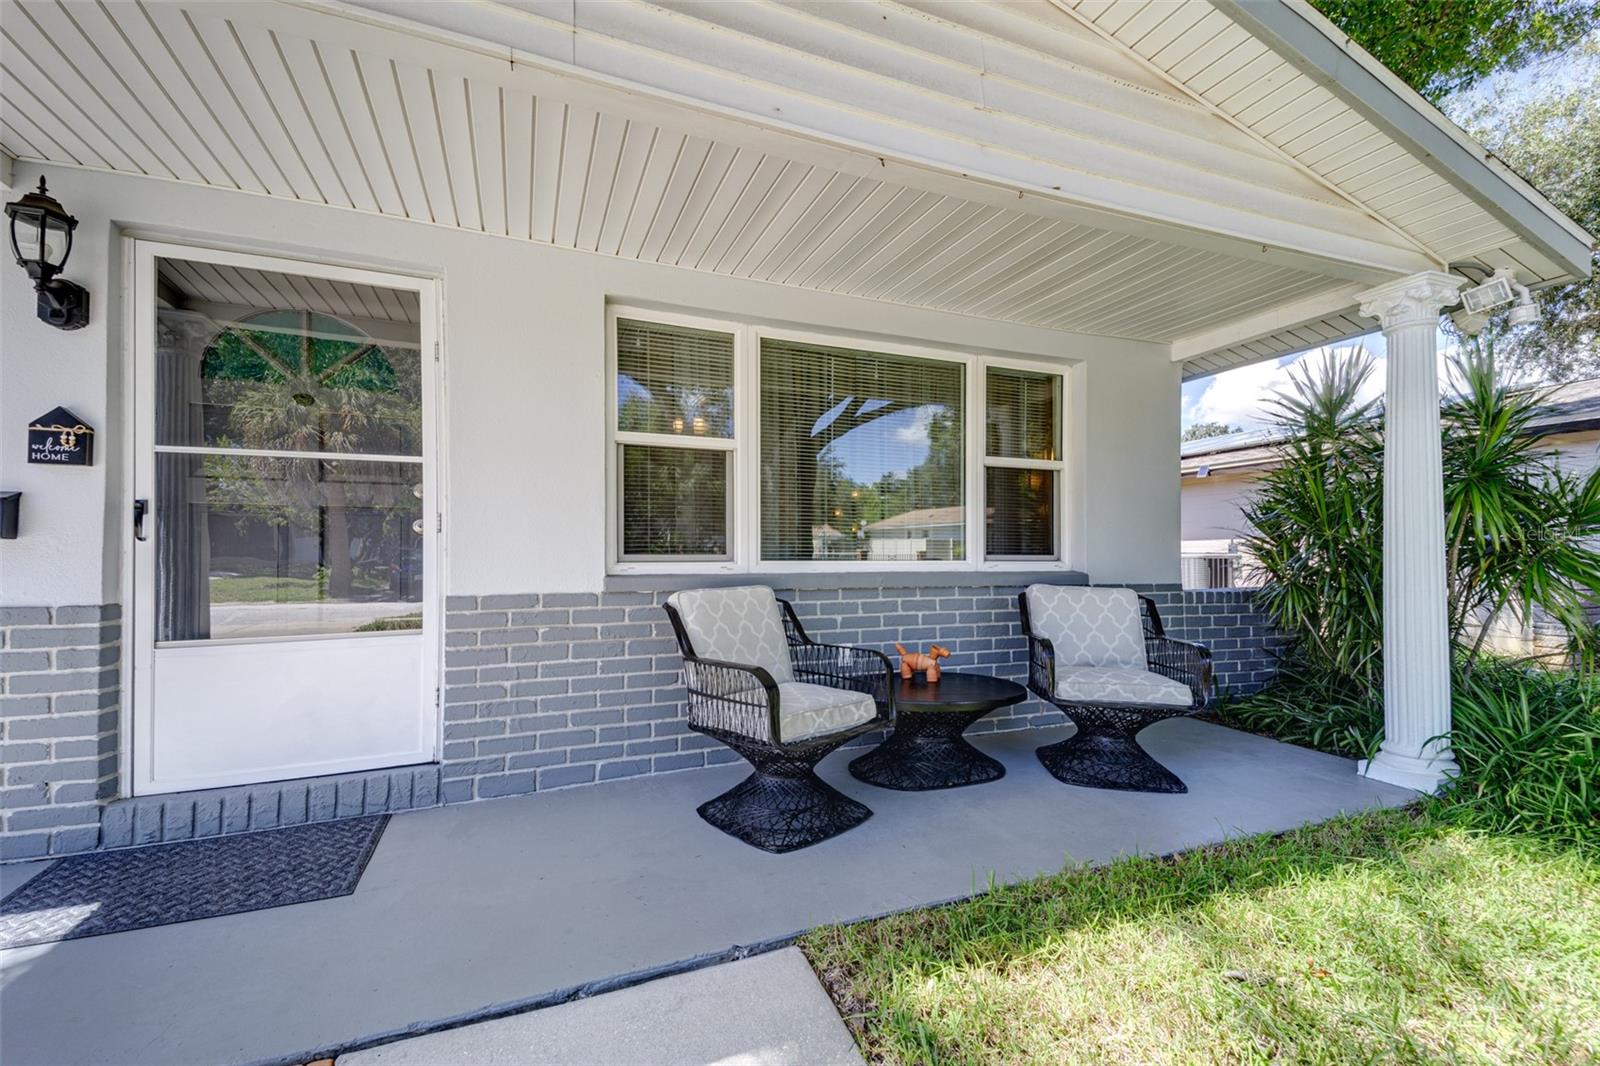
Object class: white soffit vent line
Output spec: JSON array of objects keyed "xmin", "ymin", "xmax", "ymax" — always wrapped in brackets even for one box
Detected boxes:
[
  {"xmin": 1061, "ymin": 0, "xmax": 1592, "ymax": 291},
  {"xmin": 301, "ymin": 0, "xmax": 1434, "ymax": 279},
  {"xmin": 1268, "ymin": 0, "xmax": 1594, "ymax": 254},
  {"xmin": 1046, "ymin": 0, "xmax": 1431, "ymax": 266},
  {"xmin": 0, "ymin": 0, "xmax": 1333, "ymax": 346}
]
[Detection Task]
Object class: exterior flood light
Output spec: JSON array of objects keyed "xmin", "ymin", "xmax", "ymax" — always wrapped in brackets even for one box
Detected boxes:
[
  {"xmin": 1507, "ymin": 296, "xmax": 1541, "ymax": 327},
  {"xmin": 1458, "ymin": 267, "xmax": 1540, "ymax": 330},
  {"xmin": 1460, "ymin": 272, "xmax": 1515, "ymax": 314},
  {"xmin": 5, "ymin": 176, "xmax": 89, "ymax": 330}
]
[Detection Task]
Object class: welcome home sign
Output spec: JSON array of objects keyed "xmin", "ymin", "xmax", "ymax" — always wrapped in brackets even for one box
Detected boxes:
[{"xmin": 27, "ymin": 407, "xmax": 94, "ymax": 467}]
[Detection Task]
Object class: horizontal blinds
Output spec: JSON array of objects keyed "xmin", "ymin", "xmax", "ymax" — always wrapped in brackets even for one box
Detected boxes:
[
  {"xmin": 986, "ymin": 467, "xmax": 1056, "ymax": 558},
  {"xmin": 986, "ymin": 366, "xmax": 1060, "ymax": 461},
  {"xmin": 620, "ymin": 445, "xmax": 729, "ymax": 557},
  {"xmin": 616, "ymin": 318, "xmax": 734, "ymax": 438},
  {"xmin": 760, "ymin": 338, "xmax": 964, "ymax": 562}
]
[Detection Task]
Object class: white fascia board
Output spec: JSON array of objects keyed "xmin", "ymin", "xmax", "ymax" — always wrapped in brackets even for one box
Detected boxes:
[
  {"xmin": 1218, "ymin": 0, "xmax": 1595, "ymax": 282},
  {"xmin": 303, "ymin": 0, "xmax": 1435, "ymax": 283},
  {"xmin": 1169, "ymin": 282, "xmax": 1369, "ymax": 362},
  {"xmin": 1, "ymin": 148, "xmax": 13, "ymax": 193}
]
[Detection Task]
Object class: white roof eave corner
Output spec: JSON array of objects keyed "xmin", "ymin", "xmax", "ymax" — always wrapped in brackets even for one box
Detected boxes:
[{"xmin": 1218, "ymin": 0, "xmax": 1595, "ymax": 283}]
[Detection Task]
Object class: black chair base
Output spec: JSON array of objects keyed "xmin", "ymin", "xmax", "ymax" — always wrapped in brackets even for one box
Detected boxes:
[
  {"xmin": 1036, "ymin": 704, "xmax": 1188, "ymax": 794},
  {"xmin": 697, "ymin": 729, "xmax": 872, "ymax": 853},
  {"xmin": 849, "ymin": 708, "xmax": 1005, "ymax": 791}
]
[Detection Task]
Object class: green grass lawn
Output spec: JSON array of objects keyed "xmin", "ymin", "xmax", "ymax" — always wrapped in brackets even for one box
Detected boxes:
[
  {"xmin": 802, "ymin": 807, "xmax": 1600, "ymax": 1064},
  {"xmin": 208, "ymin": 573, "xmax": 392, "ymax": 604},
  {"xmin": 209, "ymin": 574, "xmax": 323, "ymax": 603}
]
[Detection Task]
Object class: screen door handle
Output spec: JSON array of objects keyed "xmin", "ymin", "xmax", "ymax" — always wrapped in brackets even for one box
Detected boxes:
[{"xmin": 133, "ymin": 498, "xmax": 149, "ymax": 541}]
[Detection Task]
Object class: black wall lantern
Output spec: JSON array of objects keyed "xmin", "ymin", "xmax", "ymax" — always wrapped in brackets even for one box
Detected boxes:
[{"xmin": 5, "ymin": 177, "xmax": 89, "ymax": 330}]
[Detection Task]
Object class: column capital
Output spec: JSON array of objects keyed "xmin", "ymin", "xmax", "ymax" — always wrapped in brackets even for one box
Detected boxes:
[{"xmin": 1357, "ymin": 270, "xmax": 1464, "ymax": 331}]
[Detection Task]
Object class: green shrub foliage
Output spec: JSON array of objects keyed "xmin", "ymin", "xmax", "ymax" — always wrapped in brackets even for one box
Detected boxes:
[
  {"xmin": 1229, "ymin": 344, "xmax": 1600, "ymax": 844},
  {"xmin": 1449, "ymin": 662, "xmax": 1599, "ymax": 848}
]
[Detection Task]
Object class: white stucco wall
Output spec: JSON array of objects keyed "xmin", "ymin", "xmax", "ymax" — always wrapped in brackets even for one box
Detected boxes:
[
  {"xmin": 1181, "ymin": 471, "xmax": 1262, "ymax": 544},
  {"xmin": 1181, "ymin": 431, "xmax": 1600, "ymax": 551},
  {"xmin": 1, "ymin": 164, "xmax": 1181, "ymax": 604},
  {"xmin": 1542, "ymin": 430, "xmax": 1600, "ymax": 483}
]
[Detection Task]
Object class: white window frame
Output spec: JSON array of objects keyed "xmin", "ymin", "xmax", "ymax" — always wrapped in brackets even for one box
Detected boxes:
[
  {"xmin": 607, "ymin": 305, "xmax": 743, "ymax": 574},
  {"xmin": 979, "ymin": 356, "xmax": 1068, "ymax": 567},
  {"xmin": 607, "ymin": 305, "xmax": 1069, "ymax": 574}
]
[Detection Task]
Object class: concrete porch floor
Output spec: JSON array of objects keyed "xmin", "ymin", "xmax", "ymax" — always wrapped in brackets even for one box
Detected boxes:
[{"xmin": 0, "ymin": 720, "xmax": 1417, "ymax": 1066}]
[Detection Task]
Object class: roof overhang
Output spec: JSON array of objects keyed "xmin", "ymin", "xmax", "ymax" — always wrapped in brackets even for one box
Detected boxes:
[
  {"xmin": 1223, "ymin": 0, "xmax": 1594, "ymax": 279},
  {"xmin": 322, "ymin": 0, "xmax": 1437, "ymax": 283},
  {"xmin": 1, "ymin": 0, "xmax": 1590, "ymax": 373},
  {"xmin": 1051, "ymin": 0, "xmax": 1593, "ymax": 379}
]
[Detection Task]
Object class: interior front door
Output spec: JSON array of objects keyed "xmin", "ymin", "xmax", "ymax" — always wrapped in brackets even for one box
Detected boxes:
[{"xmin": 130, "ymin": 242, "xmax": 439, "ymax": 794}]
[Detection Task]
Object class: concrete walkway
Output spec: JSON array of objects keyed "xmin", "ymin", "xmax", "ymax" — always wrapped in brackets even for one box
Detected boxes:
[
  {"xmin": 0, "ymin": 720, "xmax": 1416, "ymax": 1065},
  {"xmin": 341, "ymin": 948, "xmax": 863, "ymax": 1066}
]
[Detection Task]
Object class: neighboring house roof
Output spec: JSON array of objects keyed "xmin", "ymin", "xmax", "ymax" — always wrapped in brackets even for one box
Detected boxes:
[
  {"xmin": 1181, "ymin": 376, "xmax": 1600, "ymax": 476},
  {"xmin": 2, "ymin": 1, "xmax": 1590, "ymax": 375},
  {"xmin": 1180, "ymin": 427, "xmax": 1284, "ymax": 461},
  {"xmin": 1529, "ymin": 377, "xmax": 1600, "ymax": 435},
  {"xmin": 867, "ymin": 506, "xmax": 966, "ymax": 533}
]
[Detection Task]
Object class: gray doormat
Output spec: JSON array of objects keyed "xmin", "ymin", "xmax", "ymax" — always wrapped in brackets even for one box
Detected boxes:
[{"xmin": 0, "ymin": 815, "xmax": 388, "ymax": 949}]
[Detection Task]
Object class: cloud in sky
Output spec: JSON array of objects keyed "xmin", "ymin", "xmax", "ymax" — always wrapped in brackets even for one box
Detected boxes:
[
  {"xmin": 1177, "ymin": 329, "xmax": 1497, "ymax": 435},
  {"xmin": 1179, "ymin": 330, "xmax": 1487, "ymax": 432},
  {"xmin": 1182, "ymin": 338, "xmax": 1378, "ymax": 432}
]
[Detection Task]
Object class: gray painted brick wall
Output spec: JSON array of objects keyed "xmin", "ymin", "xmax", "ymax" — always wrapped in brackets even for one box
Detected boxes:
[
  {"xmin": 1164, "ymin": 588, "xmax": 1286, "ymax": 696},
  {"xmin": 0, "ymin": 605, "xmax": 121, "ymax": 859},
  {"xmin": 99, "ymin": 765, "xmax": 441, "ymax": 848},
  {"xmin": 0, "ymin": 586, "xmax": 1286, "ymax": 857},
  {"xmin": 438, "ymin": 583, "xmax": 1286, "ymax": 804}
]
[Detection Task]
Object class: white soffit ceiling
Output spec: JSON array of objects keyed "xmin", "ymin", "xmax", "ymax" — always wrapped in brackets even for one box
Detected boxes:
[
  {"xmin": 0, "ymin": 0, "xmax": 1358, "ymax": 346},
  {"xmin": 1058, "ymin": 0, "xmax": 1594, "ymax": 377},
  {"xmin": 157, "ymin": 258, "xmax": 421, "ymax": 324},
  {"xmin": 1061, "ymin": 0, "xmax": 1567, "ymax": 280},
  {"xmin": 0, "ymin": 0, "xmax": 1585, "ymax": 376}
]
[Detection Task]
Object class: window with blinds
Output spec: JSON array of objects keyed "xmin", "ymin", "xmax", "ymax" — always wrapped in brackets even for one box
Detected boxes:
[
  {"xmin": 610, "ymin": 309, "xmax": 1067, "ymax": 570},
  {"xmin": 984, "ymin": 366, "xmax": 1062, "ymax": 559},
  {"xmin": 760, "ymin": 338, "xmax": 965, "ymax": 563},
  {"xmin": 615, "ymin": 317, "xmax": 735, "ymax": 559},
  {"xmin": 616, "ymin": 318, "xmax": 734, "ymax": 438}
]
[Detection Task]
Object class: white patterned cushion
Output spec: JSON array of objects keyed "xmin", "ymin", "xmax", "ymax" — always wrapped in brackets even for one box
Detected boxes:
[
  {"xmin": 667, "ymin": 586, "xmax": 794, "ymax": 684},
  {"xmin": 776, "ymin": 682, "xmax": 877, "ymax": 743},
  {"xmin": 1054, "ymin": 667, "xmax": 1192, "ymax": 707},
  {"xmin": 1024, "ymin": 585, "xmax": 1145, "ymax": 669}
]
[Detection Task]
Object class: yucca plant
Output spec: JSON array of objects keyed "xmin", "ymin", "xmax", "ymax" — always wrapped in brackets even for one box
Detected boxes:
[
  {"xmin": 1442, "ymin": 347, "xmax": 1600, "ymax": 671},
  {"xmin": 1228, "ymin": 343, "xmax": 1600, "ymax": 829},
  {"xmin": 1241, "ymin": 343, "xmax": 1600, "ymax": 696},
  {"xmin": 1239, "ymin": 350, "xmax": 1387, "ymax": 701}
]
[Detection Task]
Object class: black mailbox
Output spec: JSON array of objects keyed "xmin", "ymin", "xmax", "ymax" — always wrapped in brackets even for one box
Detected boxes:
[{"xmin": 0, "ymin": 491, "xmax": 18, "ymax": 540}]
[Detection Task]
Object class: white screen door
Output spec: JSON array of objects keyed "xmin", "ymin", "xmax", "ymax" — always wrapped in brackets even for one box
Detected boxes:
[{"xmin": 130, "ymin": 242, "xmax": 440, "ymax": 794}]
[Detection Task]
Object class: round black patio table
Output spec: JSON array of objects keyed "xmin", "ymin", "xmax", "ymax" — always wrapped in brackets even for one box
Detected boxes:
[{"xmin": 848, "ymin": 671, "xmax": 1027, "ymax": 790}]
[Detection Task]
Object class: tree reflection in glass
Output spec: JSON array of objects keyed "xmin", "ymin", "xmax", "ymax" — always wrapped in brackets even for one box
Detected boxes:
[{"xmin": 156, "ymin": 297, "xmax": 424, "ymax": 640}]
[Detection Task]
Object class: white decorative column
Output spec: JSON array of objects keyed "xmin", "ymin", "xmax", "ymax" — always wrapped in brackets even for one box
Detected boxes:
[{"xmin": 1355, "ymin": 271, "xmax": 1463, "ymax": 792}]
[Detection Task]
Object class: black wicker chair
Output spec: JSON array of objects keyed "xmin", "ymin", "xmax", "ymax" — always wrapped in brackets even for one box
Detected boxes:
[
  {"xmin": 1020, "ymin": 585, "xmax": 1214, "ymax": 793},
  {"xmin": 663, "ymin": 586, "xmax": 894, "ymax": 853}
]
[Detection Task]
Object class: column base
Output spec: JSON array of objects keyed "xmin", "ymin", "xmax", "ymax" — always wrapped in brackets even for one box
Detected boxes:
[{"xmin": 1358, "ymin": 748, "xmax": 1458, "ymax": 794}]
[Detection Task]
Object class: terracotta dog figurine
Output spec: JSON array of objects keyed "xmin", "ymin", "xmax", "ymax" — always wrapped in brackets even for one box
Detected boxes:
[{"xmin": 895, "ymin": 643, "xmax": 951, "ymax": 682}]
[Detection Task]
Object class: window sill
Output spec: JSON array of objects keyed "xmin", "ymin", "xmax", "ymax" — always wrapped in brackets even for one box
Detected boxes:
[{"xmin": 603, "ymin": 568, "xmax": 1088, "ymax": 593}]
